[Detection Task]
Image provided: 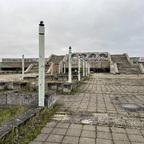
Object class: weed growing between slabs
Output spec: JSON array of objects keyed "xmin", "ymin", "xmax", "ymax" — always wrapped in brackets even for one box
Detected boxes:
[
  {"xmin": 0, "ymin": 103, "xmax": 61, "ymax": 144},
  {"xmin": 0, "ymin": 106, "xmax": 27, "ymax": 126},
  {"xmin": 70, "ymin": 74, "xmax": 92, "ymax": 95}
]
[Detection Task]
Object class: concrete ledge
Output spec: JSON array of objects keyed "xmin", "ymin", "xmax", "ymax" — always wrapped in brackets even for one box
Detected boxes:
[
  {"xmin": 0, "ymin": 82, "xmax": 13, "ymax": 90},
  {"xmin": 45, "ymin": 91, "xmax": 57, "ymax": 108},
  {"xmin": 0, "ymin": 90, "xmax": 38, "ymax": 106},
  {"xmin": 23, "ymin": 75, "xmax": 38, "ymax": 80},
  {"xmin": 0, "ymin": 107, "xmax": 43, "ymax": 139},
  {"xmin": 0, "ymin": 90, "xmax": 57, "ymax": 108},
  {"xmin": 0, "ymin": 80, "xmax": 80, "ymax": 94},
  {"xmin": 63, "ymin": 82, "xmax": 78, "ymax": 94}
]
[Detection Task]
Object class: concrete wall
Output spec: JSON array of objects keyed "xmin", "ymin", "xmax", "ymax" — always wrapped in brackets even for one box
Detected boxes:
[
  {"xmin": 0, "ymin": 62, "xmax": 34, "ymax": 69},
  {"xmin": 0, "ymin": 91, "xmax": 38, "ymax": 106},
  {"xmin": 90, "ymin": 61, "xmax": 110, "ymax": 68},
  {"xmin": 0, "ymin": 90, "xmax": 57, "ymax": 108}
]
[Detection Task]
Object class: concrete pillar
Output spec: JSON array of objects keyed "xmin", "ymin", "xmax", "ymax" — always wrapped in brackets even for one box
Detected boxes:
[
  {"xmin": 68, "ymin": 46, "xmax": 72, "ymax": 83},
  {"xmin": 78, "ymin": 56, "xmax": 81, "ymax": 81},
  {"xmin": 83, "ymin": 59, "xmax": 85, "ymax": 77},
  {"xmin": 38, "ymin": 21, "xmax": 45, "ymax": 107},
  {"xmin": 22, "ymin": 55, "xmax": 24, "ymax": 80}
]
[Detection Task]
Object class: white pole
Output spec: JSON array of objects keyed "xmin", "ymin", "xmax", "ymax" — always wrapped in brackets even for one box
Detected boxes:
[
  {"xmin": 51, "ymin": 62, "xmax": 53, "ymax": 75},
  {"xmin": 85, "ymin": 61, "xmax": 87, "ymax": 76},
  {"xmin": 88, "ymin": 63, "xmax": 89, "ymax": 75},
  {"xmin": 68, "ymin": 46, "xmax": 72, "ymax": 83},
  {"xmin": 64, "ymin": 63, "xmax": 66, "ymax": 74},
  {"xmin": 22, "ymin": 55, "xmax": 24, "ymax": 80},
  {"xmin": 83, "ymin": 59, "xmax": 85, "ymax": 77},
  {"xmin": 58, "ymin": 62, "xmax": 61, "ymax": 74},
  {"xmin": 88, "ymin": 62, "xmax": 89, "ymax": 75},
  {"xmin": 78, "ymin": 56, "xmax": 81, "ymax": 81},
  {"xmin": 89, "ymin": 63, "xmax": 90, "ymax": 74},
  {"xmin": 38, "ymin": 21, "xmax": 45, "ymax": 107}
]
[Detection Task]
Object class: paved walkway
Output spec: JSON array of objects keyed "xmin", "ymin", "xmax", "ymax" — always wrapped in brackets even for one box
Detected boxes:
[{"xmin": 30, "ymin": 74, "xmax": 144, "ymax": 144}]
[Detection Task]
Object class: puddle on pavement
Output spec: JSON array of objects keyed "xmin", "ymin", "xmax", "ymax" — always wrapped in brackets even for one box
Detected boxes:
[{"xmin": 121, "ymin": 103, "xmax": 141, "ymax": 110}]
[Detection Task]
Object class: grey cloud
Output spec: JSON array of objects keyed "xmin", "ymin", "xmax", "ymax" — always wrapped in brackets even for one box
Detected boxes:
[{"xmin": 0, "ymin": 0, "xmax": 144, "ymax": 58}]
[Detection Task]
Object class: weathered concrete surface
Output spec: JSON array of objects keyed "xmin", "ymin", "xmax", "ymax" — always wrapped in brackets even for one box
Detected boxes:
[
  {"xmin": 0, "ymin": 90, "xmax": 56, "ymax": 107},
  {"xmin": 0, "ymin": 74, "xmax": 38, "ymax": 82},
  {"xmin": 30, "ymin": 74, "xmax": 144, "ymax": 144},
  {"xmin": 0, "ymin": 108, "xmax": 43, "ymax": 139},
  {"xmin": 0, "ymin": 91, "xmax": 38, "ymax": 106}
]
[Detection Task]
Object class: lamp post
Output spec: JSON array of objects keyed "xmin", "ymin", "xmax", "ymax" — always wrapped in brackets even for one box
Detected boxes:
[
  {"xmin": 78, "ymin": 56, "xmax": 81, "ymax": 81},
  {"xmin": 58, "ymin": 62, "xmax": 61, "ymax": 74},
  {"xmin": 85, "ymin": 61, "xmax": 87, "ymax": 76},
  {"xmin": 83, "ymin": 59, "xmax": 85, "ymax": 77},
  {"xmin": 68, "ymin": 46, "xmax": 72, "ymax": 83},
  {"xmin": 22, "ymin": 55, "xmax": 24, "ymax": 80},
  {"xmin": 38, "ymin": 21, "xmax": 45, "ymax": 107},
  {"xmin": 64, "ymin": 63, "xmax": 66, "ymax": 74},
  {"xmin": 51, "ymin": 62, "xmax": 53, "ymax": 75},
  {"xmin": 88, "ymin": 63, "xmax": 90, "ymax": 74}
]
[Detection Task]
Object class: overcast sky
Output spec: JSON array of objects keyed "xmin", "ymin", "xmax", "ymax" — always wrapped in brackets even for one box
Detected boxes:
[{"xmin": 0, "ymin": 0, "xmax": 144, "ymax": 58}]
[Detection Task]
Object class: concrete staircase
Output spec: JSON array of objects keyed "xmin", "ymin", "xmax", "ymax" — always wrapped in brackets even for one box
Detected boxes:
[
  {"xmin": 47, "ymin": 55, "xmax": 65, "ymax": 65},
  {"xmin": 28, "ymin": 55, "xmax": 65, "ymax": 74},
  {"xmin": 28, "ymin": 63, "xmax": 49, "ymax": 73},
  {"xmin": 111, "ymin": 54, "xmax": 141, "ymax": 74}
]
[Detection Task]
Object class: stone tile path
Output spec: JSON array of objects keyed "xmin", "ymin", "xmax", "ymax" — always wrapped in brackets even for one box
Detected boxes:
[{"xmin": 30, "ymin": 74, "xmax": 144, "ymax": 144}]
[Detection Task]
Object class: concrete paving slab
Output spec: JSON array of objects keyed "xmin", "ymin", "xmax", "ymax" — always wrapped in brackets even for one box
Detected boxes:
[{"xmin": 30, "ymin": 74, "xmax": 144, "ymax": 144}]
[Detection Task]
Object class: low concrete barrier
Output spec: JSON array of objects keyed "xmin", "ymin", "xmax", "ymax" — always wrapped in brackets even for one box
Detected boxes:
[
  {"xmin": 0, "ymin": 90, "xmax": 57, "ymax": 108},
  {"xmin": 0, "ymin": 90, "xmax": 38, "ymax": 106},
  {"xmin": 63, "ymin": 82, "xmax": 78, "ymax": 94},
  {"xmin": 0, "ymin": 107, "xmax": 43, "ymax": 140},
  {"xmin": 0, "ymin": 82, "xmax": 13, "ymax": 90},
  {"xmin": 45, "ymin": 91, "xmax": 57, "ymax": 108},
  {"xmin": 0, "ymin": 81, "xmax": 78, "ymax": 94}
]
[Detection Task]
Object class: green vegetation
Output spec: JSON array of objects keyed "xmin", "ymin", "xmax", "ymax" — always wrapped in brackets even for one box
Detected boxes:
[
  {"xmin": 0, "ymin": 106, "xmax": 27, "ymax": 126},
  {"xmin": 83, "ymin": 74, "xmax": 92, "ymax": 81},
  {"xmin": 0, "ymin": 89, "xmax": 12, "ymax": 92},
  {"xmin": 71, "ymin": 74, "xmax": 92, "ymax": 94},
  {"xmin": 0, "ymin": 103, "xmax": 61, "ymax": 144},
  {"xmin": 18, "ymin": 86, "xmax": 53, "ymax": 93},
  {"xmin": 21, "ymin": 86, "xmax": 38, "ymax": 92}
]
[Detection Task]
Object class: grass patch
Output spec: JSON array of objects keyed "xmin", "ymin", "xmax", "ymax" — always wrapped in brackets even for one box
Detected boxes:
[
  {"xmin": 0, "ymin": 106, "xmax": 27, "ymax": 126},
  {"xmin": 70, "ymin": 75, "xmax": 92, "ymax": 94},
  {"xmin": 21, "ymin": 86, "xmax": 38, "ymax": 92},
  {"xmin": 0, "ymin": 103, "xmax": 61, "ymax": 144},
  {"xmin": 18, "ymin": 86, "xmax": 51, "ymax": 93},
  {"xmin": 0, "ymin": 89, "xmax": 13, "ymax": 92},
  {"xmin": 71, "ymin": 81, "xmax": 85, "ymax": 94},
  {"xmin": 83, "ymin": 74, "xmax": 92, "ymax": 81}
]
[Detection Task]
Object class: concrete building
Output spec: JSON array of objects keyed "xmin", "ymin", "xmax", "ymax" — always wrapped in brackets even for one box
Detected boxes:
[{"xmin": 0, "ymin": 52, "xmax": 144, "ymax": 74}]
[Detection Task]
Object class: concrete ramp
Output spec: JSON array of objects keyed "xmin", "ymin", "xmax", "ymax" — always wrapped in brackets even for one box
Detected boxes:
[{"xmin": 111, "ymin": 54, "xmax": 141, "ymax": 74}]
